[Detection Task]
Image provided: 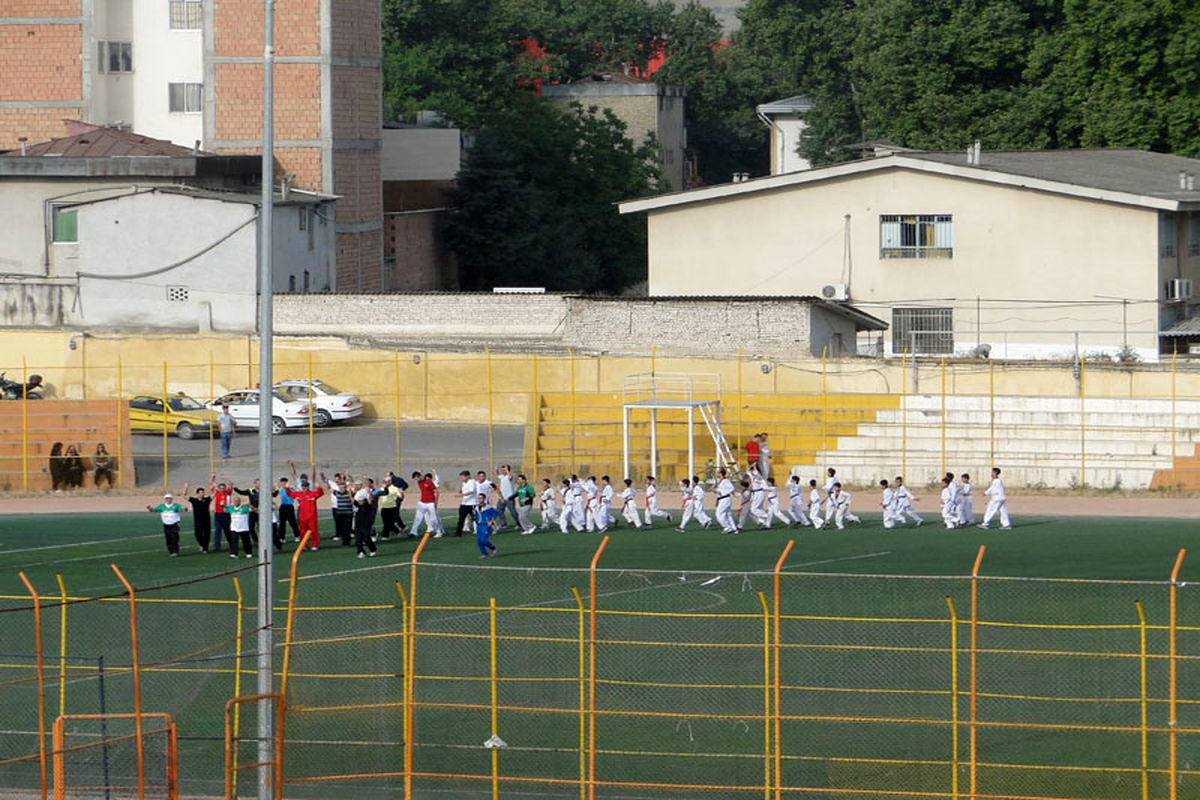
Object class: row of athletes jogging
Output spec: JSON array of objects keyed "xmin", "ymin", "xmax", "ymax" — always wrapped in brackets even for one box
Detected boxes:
[{"xmin": 146, "ymin": 459, "xmax": 1014, "ymax": 559}]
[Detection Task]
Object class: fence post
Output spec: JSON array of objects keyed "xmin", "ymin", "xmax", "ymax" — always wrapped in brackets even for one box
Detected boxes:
[
  {"xmin": 946, "ymin": 596, "xmax": 959, "ymax": 800},
  {"xmin": 969, "ymin": 546, "xmax": 985, "ymax": 800},
  {"xmin": 394, "ymin": 349, "xmax": 402, "ymax": 469},
  {"xmin": 18, "ymin": 572, "xmax": 47, "ymax": 800},
  {"xmin": 901, "ymin": 351, "xmax": 908, "ymax": 478},
  {"xmin": 109, "ymin": 564, "xmax": 145, "ymax": 800},
  {"xmin": 988, "ymin": 361, "xmax": 995, "ymax": 466},
  {"xmin": 1079, "ymin": 357, "xmax": 1086, "ymax": 489},
  {"xmin": 1168, "ymin": 549, "xmax": 1185, "ymax": 800},
  {"xmin": 117, "ymin": 355, "xmax": 125, "ymax": 490},
  {"xmin": 737, "ymin": 347, "xmax": 743, "ymax": 457},
  {"xmin": 758, "ymin": 591, "xmax": 771, "ymax": 800},
  {"xmin": 307, "ymin": 353, "xmax": 315, "ymax": 468},
  {"xmin": 1171, "ymin": 351, "xmax": 1177, "ymax": 488},
  {"xmin": 571, "ymin": 587, "xmax": 585, "ymax": 800},
  {"xmin": 161, "ymin": 361, "xmax": 169, "ymax": 493},
  {"xmin": 821, "ymin": 347, "xmax": 828, "ymax": 455},
  {"xmin": 489, "ymin": 596, "xmax": 500, "ymax": 800},
  {"xmin": 405, "ymin": 534, "xmax": 431, "ymax": 800},
  {"xmin": 209, "ymin": 352, "xmax": 215, "ymax": 478},
  {"xmin": 587, "ymin": 535, "xmax": 610, "ymax": 800},
  {"xmin": 278, "ymin": 531, "xmax": 311, "ymax": 800},
  {"xmin": 940, "ymin": 357, "xmax": 947, "ymax": 477},
  {"xmin": 395, "ymin": 580, "xmax": 408, "ymax": 771},
  {"xmin": 56, "ymin": 574, "xmax": 67, "ymax": 718},
  {"xmin": 1135, "ymin": 601, "xmax": 1148, "ymax": 800},
  {"xmin": 22, "ymin": 356, "xmax": 29, "ymax": 491},
  {"xmin": 486, "ymin": 347, "xmax": 494, "ymax": 470},
  {"xmin": 772, "ymin": 540, "xmax": 794, "ymax": 800},
  {"xmin": 230, "ymin": 577, "xmax": 244, "ymax": 800},
  {"xmin": 569, "ymin": 349, "xmax": 577, "ymax": 472}
]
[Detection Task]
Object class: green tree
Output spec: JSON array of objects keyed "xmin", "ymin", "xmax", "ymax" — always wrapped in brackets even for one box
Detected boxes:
[{"xmin": 443, "ymin": 98, "xmax": 663, "ymax": 292}]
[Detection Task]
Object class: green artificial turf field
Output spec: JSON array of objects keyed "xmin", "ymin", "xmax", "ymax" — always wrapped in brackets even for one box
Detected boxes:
[{"xmin": 1, "ymin": 509, "xmax": 1196, "ymax": 799}]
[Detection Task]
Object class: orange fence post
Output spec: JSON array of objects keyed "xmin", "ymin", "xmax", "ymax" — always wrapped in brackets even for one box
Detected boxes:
[
  {"xmin": 969, "ymin": 545, "xmax": 985, "ymax": 800},
  {"xmin": 946, "ymin": 596, "xmax": 959, "ymax": 800},
  {"xmin": 224, "ymin": 694, "xmax": 281, "ymax": 800},
  {"xmin": 571, "ymin": 587, "xmax": 585, "ymax": 800},
  {"xmin": 395, "ymin": 580, "xmax": 409, "ymax": 770},
  {"xmin": 18, "ymin": 572, "xmax": 47, "ymax": 800},
  {"xmin": 1168, "ymin": 549, "xmax": 1185, "ymax": 800},
  {"xmin": 110, "ymin": 564, "xmax": 145, "ymax": 800},
  {"xmin": 1135, "ymin": 601, "xmax": 1148, "ymax": 800},
  {"xmin": 405, "ymin": 533, "xmax": 430, "ymax": 800},
  {"xmin": 52, "ymin": 717, "xmax": 64, "ymax": 800},
  {"xmin": 772, "ymin": 540, "xmax": 793, "ymax": 800},
  {"xmin": 758, "ymin": 592, "xmax": 771, "ymax": 800},
  {"xmin": 587, "ymin": 535, "xmax": 610, "ymax": 800},
  {"xmin": 277, "ymin": 531, "xmax": 311, "ymax": 800}
]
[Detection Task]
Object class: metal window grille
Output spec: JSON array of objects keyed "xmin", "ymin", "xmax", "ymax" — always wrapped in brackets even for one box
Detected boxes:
[
  {"xmin": 1189, "ymin": 215, "xmax": 1200, "ymax": 257},
  {"xmin": 166, "ymin": 286, "xmax": 189, "ymax": 302},
  {"xmin": 169, "ymin": 0, "xmax": 203, "ymax": 30},
  {"xmin": 880, "ymin": 214, "xmax": 953, "ymax": 258},
  {"xmin": 1160, "ymin": 215, "xmax": 1177, "ymax": 258},
  {"xmin": 892, "ymin": 307, "xmax": 953, "ymax": 354}
]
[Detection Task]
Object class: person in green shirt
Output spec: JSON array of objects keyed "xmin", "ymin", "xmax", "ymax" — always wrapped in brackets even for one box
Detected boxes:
[
  {"xmin": 147, "ymin": 492, "xmax": 184, "ymax": 557},
  {"xmin": 228, "ymin": 496, "xmax": 255, "ymax": 558},
  {"xmin": 514, "ymin": 474, "xmax": 537, "ymax": 535}
]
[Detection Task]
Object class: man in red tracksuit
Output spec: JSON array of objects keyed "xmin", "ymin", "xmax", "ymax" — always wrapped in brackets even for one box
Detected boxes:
[{"xmin": 285, "ymin": 461, "xmax": 325, "ymax": 550}]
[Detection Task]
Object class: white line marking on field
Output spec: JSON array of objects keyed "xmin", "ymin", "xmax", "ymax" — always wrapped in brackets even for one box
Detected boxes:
[{"xmin": 0, "ymin": 534, "xmax": 158, "ymax": 555}]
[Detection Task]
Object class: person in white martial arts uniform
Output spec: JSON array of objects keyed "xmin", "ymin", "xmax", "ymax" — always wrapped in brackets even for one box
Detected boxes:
[
  {"xmin": 787, "ymin": 475, "xmax": 811, "ymax": 527},
  {"xmin": 583, "ymin": 476, "xmax": 602, "ymax": 532},
  {"xmin": 808, "ymin": 479, "xmax": 826, "ymax": 530},
  {"xmin": 597, "ymin": 476, "xmax": 615, "ymax": 532},
  {"xmin": 539, "ymin": 478, "xmax": 559, "ymax": 530},
  {"xmin": 979, "ymin": 467, "xmax": 1012, "ymax": 529},
  {"xmin": 758, "ymin": 433, "xmax": 771, "ymax": 479},
  {"xmin": 559, "ymin": 477, "xmax": 585, "ymax": 533},
  {"xmin": 713, "ymin": 469, "xmax": 738, "ymax": 534},
  {"xmin": 943, "ymin": 472, "xmax": 961, "ymax": 522},
  {"xmin": 618, "ymin": 479, "xmax": 644, "ymax": 529},
  {"xmin": 880, "ymin": 479, "xmax": 899, "ymax": 529},
  {"xmin": 940, "ymin": 477, "xmax": 959, "ymax": 529},
  {"xmin": 677, "ymin": 477, "xmax": 712, "ymax": 531},
  {"xmin": 765, "ymin": 477, "xmax": 792, "ymax": 528},
  {"xmin": 746, "ymin": 464, "xmax": 771, "ymax": 526},
  {"xmin": 828, "ymin": 482, "xmax": 860, "ymax": 529},
  {"xmin": 893, "ymin": 476, "xmax": 923, "ymax": 526},
  {"xmin": 957, "ymin": 473, "xmax": 975, "ymax": 525},
  {"xmin": 643, "ymin": 476, "xmax": 672, "ymax": 527},
  {"xmin": 736, "ymin": 480, "xmax": 759, "ymax": 531},
  {"xmin": 822, "ymin": 468, "xmax": 839, "ymax": 523}
]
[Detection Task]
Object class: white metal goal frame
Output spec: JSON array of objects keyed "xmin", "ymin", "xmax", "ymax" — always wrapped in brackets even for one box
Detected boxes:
[{"xmin": 620, "ymin": 373, "xmax": 737, "ymax": 481}]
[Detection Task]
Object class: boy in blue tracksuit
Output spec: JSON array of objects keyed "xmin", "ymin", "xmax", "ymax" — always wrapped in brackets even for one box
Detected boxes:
[{"xmin": 473, "ymin": 493, "xmax": 499, "ymax": 558}]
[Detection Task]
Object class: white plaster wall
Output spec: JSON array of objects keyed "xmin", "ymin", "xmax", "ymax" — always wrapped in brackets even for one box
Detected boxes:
[
  {"xmin": 129, "ymin": 0, "xmax": 203, "ymax": 147},
  {"xmin": 72, "ymin": 191, "xmax": 257, "ymax": 331},
  {"xmin": 645, "ymin": 169, "xmax": 1163, "ymax": 358},
  {"xmin": 381, "ymin": 129, "xmax": 461, "ymax": 182},
  {"xmin": 769, "ymin": 117, "xmax": 810, "ymax": 175},
  {"xmin": 271, "ymin": 203, "xmax": 336, "ymax": 293}
]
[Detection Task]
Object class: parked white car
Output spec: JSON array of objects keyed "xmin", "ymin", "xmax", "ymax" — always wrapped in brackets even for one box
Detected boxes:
[
  {"xmin": 208, "ymin": 389, "xmax": 310, "ymax": 434},
  {"xmin": 273, "ymin": 379, "xmax": 364, "ymax": 427}
]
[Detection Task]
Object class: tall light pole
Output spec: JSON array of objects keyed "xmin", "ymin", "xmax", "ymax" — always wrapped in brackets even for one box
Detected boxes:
[{"xmin": 257, "ymin": 0, "xmax": 276, "ymax": 798}]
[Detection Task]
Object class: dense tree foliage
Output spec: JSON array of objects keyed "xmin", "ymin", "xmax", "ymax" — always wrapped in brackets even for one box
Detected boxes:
[{"xmin": 442, "ymin": 98, "xmax": 663, "ymax": 292}]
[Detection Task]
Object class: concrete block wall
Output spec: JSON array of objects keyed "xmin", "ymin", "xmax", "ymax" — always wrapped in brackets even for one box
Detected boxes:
[{"xmin": 0, "ymin": 2, "xmax": 84, "ymax": 150}]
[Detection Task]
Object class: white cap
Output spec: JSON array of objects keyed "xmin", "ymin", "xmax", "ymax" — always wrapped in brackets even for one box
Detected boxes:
[{"xmin": 164, "ymin": 493, "xmax": 173, "ymax": 499}]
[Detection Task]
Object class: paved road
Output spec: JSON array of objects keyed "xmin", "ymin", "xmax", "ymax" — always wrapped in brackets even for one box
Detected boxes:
[{"xmin": 130, "ymin": 419, "xmax": 525, "ymax": 488}]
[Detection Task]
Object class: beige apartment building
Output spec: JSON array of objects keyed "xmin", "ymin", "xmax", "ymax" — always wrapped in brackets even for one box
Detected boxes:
[
  {"xmin": 0, "ymin": 0, "xmax": 382, "ymax": 291},
  {"xmin": 621, "ymin": 148, "xmax": 1200, "ymax": 360}
]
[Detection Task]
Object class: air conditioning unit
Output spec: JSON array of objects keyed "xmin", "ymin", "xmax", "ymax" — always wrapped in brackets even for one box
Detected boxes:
[
  {"xmin": 820, "ymin": 283, "xmax": 849, "ymax": 301},
  {"xmin": 1166, "ymin": 278, "xmax": 1194, "ymax": 302}
]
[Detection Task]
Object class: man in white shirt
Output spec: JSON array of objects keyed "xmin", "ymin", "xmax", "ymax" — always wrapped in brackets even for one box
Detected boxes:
[
  {"xmin": 495, "ymin": 465, "xmax": 517, "ymax": 529},
  {"xmin": 455, "ymin": 470, "xmax": 478, "ymax": 537},
  {"xmin": 787, "ymin": 475, "xmax": 811, "ymax": 527},
  {"xmin": 643, "ymin": 476, "xmax": 672, "ymax": 527},
  {"xmin": 893, "ymin": 476, "xmax": 923, "ymax": 526},
  {"xmin": 583, "ymin": 476, "xmax": 602, "ymax": 532},
  {"xmin": 979, "ymin": 467, "xmax": 1011, "ymax": 529},
  {"xmin": 618, "ymin": 479, "xmax": 644, "ymax": 529},
  {"xmin": 713, "ymin": 468, "xmax": 738, "ymax": 533}
]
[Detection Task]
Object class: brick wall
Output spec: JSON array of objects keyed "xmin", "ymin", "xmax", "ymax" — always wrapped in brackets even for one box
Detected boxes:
[
  {"xmin": 2, "ymin": 1, "xmax": 81, "ymax": 16},
  {"xmin": 212, "ymin": 0, "xmax": 318, "ymax": 57},
  {"xmin": 0, "ymin": 25, "xmax": 81, "ymax": 101},
  {"xmin": 385, "ymin": 211, "xmax": 454, "ymax": 291},
  {"xmin": 212, "ymin": 62, "xmax": 320, "ymax": 143}
]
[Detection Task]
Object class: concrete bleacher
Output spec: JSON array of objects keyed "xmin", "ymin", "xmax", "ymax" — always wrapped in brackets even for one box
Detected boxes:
[
  {"xmin": 816, "ymin": 394, "xmax": 1200, "ymax": 490},
  {"xmin": 0, "ymin": 400, "xmax": 133, "ymax": 491}
]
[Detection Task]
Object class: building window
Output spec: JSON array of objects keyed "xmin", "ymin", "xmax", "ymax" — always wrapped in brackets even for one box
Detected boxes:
[
  {"xmin": 1160, "ymin": 214, "xmax": 1177, "ymax": 258},
  {"xmin": 169, "ymin": 0, "xmax": 203, "ymax": 29},
  {"xmin": 880, "ymin": 214, "xmax": 953, "ymax": 259},
  {"xmin": 302, "ymin": 270, "xmax": 310, "ymax": 292},
  {"xmin": 1189, "ymin": 214, "xmax": 1200, "ymax": 257},
  {"xmin": 51, "ymin": 207, "xmax": 78, "ymax": 243},
  {"xmin": 97, "ymin": 42, "xmax": 132, "ymax": 74},
  {"xmin": 168, "ymin": 82, "xmax": 203, "ymax": 113},
  {"xmin": 288, "ymin": 275, "xmax": 296, "ymax": 292},
  {"xmin": 892, "ymin": 307, "xmax": 953, "ymax": 354}
]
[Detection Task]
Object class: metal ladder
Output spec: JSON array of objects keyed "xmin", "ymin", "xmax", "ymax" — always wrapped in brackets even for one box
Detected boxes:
[{"xmin": 697, "ymin": 402, "xmax": 737, "ymax": 472}]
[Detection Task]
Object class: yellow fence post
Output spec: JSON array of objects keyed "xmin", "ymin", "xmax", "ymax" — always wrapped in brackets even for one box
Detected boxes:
[
  {"xmin": 737, "ymin": 347, "xmax": 743, "ymax": 457},
  {"xmin": 161, "ymin": 360, "xmax": 169, "ymax": 493},
  {"xmin": 569, "ymin": 349, "xmax": 577, "ymax": 472},
  {"xmin": 772, "ymin": 540, "xmax": 793, "ymax": 800},
  {"xmin": 946, "ymin": 596, "xmax": 959, "ymax": 800},
  {"xmin": 1168, "ymin": 549, "xmax": 1185, "ymax": 800},
  {"xmin": 969, "ymin": 546, "xmax": 985, "ymax": 800},
  {"xmin": 758, "ymin": 591, "xmax": 771, "ymax": 800},
  {"xmin": 56, "ymin": 574, "xmax": 67, "ymax": 718},
  {"xmin": 988, "ymin": 361, "xmax": 995, "ymax": 466},
  {"xmin": 587, "ymin": 536, "xmax": 610, "ymax": 800},
  {"xmin": 489, "ymin": 596, "xmax": 499, "ymax": 800},
  {"xmin": 405, "ymin": 534, "xmax": 431, "ymax": 800},
  {"xmin": 18, "ymin": 572, "xmax": 47, "ymax": 800},
  {"xmin": 307, "ymin": 353, "xmax": 315, "ymax": 467},
  {"xmin": 394, "ymin": 349, "xmax": 402, "ymax": 468},
  {"xmin": 22, "ymin": 356, "xmax": 29, "ymax": 491},
  {"xmin": 109, "ymin": 564, "xmax": 145, "ymax": 800},
  {"xmin": 1135, "ymin": 601, "xmax": 1148, "ymax": 800},
  {"xmin": 231, "ymin": 577, "xmax": 244, "ymax": 800},
  {"xmin": 486, "ymin": 347, "xmax": 494, "ymax": 469},
  {"xmin": 820, "ymin": 347, "xmax": 828, "ymax": 456},
  {"xmin": 278, "ymin": 532, "xmax": 312, "ymax": 800},
  {"xmin": 117, "ymin": 356, "xmax": 124, "ymax": 490},
  {"xmin": 940, "ymin": 356, "xmax": 947, "ymax": 477},
  {"xmin": 571, "ymin": 587, "xmax": 585, "ymax": 800}
]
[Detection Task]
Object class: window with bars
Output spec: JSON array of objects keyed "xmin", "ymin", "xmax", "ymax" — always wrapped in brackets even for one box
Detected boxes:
[
  {"xmin": 880, "ymin": 214, "xmax": 953, "ymax": 259},
  {"xmin": 1160, "ymin": 214, "xmax": 1177, "ymax": 258},
  {"xmin": 892, "ymin": 307, "xmax": 953, "ymax": 354},
  {"xmin": 97, "ymin": 42, "xmax": 132, "ymax": 73},
  {"xmin": 168, "ymin": 82, "xmax": 203, "ymax": 113},
  {"xmin": 1189, "ymin": 214, "xmax": 1200, "ymax": 257},
  {"xmin": 169, "ymin": 0, "xmax": 203, "ymax": 29}
]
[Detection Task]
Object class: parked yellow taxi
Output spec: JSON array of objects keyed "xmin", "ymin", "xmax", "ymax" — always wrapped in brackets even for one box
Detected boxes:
[{"xmin": 128, "ymin": 393, "xmax": 218, "ymax": 440}]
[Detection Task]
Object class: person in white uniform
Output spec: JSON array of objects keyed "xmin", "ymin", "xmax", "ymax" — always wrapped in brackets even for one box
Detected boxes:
[
  {"xmin": 807, "ymin": 479, "xmax": 826, "ymax": 530},
  {"xmin": 957, "ymin": 473, "xmax": 975, "ymax": 525},
  {"xmin": 583, "ymin": 476, "xmax": 601, "ymax": 532},
  {"xmin": 618, "ymin": 479, "xmax": 644, "ymax": 529},
  {"xmin": 940, "ymin": 477, "xmax": 959, "ymax": 529},
  {"xmin": 677, "ymin": 477, "xmax": 712, "ymax": 531},
  {"xmin": 893, "ymin": 476, "xmax": 923, "ymax": 526},
  {"xmin": 765, "ymin": 477, "xmax": 792, "ymax": 527},
  {"xmin": 944, "ymin": 472, "xmax": 961, "ymax": 522},
  {"xmin": 829, "ymin": 483, "xmax": 859, "ymax": 529},
  {"xmin": 822, "ymin": 468, "xmax": 839, "ymax": 524},
  {"xmin": 979, "ymin": 467, "xmax": 1012, "ymax": 529},
  {"xmin": 880, "ymin": 479, "xmax": 898, "ymax": 529},
  {"xmin": 713, "ymin": 468, "xmax": 738, "ymax": 534},
  {"xmin": 559, "ymin": 477, "xmax": 585, "ymax": 533},
  {"xmin": 746, "ymin": 464, "xmax": 771, "ymax": 526},
  {"xmin": 643, "ymin": 476, "xmax": 672, "ymax": 527},
  {"xmin": 757, "ymin": 433, "xmax": 771, "ymax": 479},
  {"xmin": 736, "ymin": 480, "xmax": 758, "ymax": 531},
  {"xmin": 597, "ymin": 476, "xmax": 615, "ymax": 533},
  {"xmin": 787, "ymin": 475, "xmax": 811, "ymax": 527},
  {"xmin": 539, "ymin": 478, "xmax": 559, "ymax": 530}
]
